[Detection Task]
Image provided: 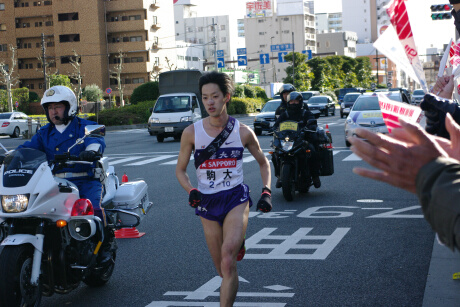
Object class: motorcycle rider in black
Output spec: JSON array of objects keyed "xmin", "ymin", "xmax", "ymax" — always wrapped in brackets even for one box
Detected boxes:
[
  {"xmin": 275, "ymin": 84, "xmax": 296, "ymax": 119},
  {"xmin": 272, "ymin": 91, "xmax": 321, "ymax": 188}
]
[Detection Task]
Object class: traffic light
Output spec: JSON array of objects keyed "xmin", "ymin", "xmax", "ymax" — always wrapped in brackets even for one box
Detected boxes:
[{"xmin": 431, "ymin": 4, "xmax": 453, "ymax": 20}]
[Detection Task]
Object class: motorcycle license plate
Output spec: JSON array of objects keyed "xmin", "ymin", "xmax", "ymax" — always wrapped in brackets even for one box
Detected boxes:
[
  {"xmin": 165, "ymin": 127, "xmax": 174, "ymax": 132},
  {"xmin": 279, "ymin": 121, "xmax": 298, "ymax": 131}
]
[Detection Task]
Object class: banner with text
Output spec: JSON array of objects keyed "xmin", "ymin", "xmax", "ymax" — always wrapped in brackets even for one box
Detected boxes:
[{"xmin": 378, "ymin": 94, "xmax": 423, "ymax": 133}]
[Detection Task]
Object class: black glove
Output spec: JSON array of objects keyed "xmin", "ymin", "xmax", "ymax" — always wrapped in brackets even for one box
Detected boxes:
[
  {"xmin": 79, "ymin": 150, "xmax": 98, "ymax": 161},
  {"xmin": 420, "ymin": 93, "xmax": 459, "ymax": 117},
  {"xmin": 424, "ymin": 108, "xmax": 442, "ymax": 135},
  {"xmin": 188, "ymin": 188, "xmax": 202, "ymax": 208},
  {"xmin": 256, "ymin": 190, "xmax": 272, "ymax": 213}
]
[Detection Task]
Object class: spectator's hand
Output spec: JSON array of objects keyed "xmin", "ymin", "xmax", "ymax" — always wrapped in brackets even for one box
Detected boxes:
[
  {"xmin": 188, "ymin": 188, "xmax": 202, "ymax": 208},
  {"xmin": 256, "ymin": 191, "xmax": 272, "ymax": 213},
  {"xmin": 349, "ymin": 119, "xmax": 449, "ymax": 193},
  {"xmin": 79, "ymin": 150, "xmax": 98, "ymax": 161},
  {"xmin": 421, "ymin": 93, "xmax": 458, "ymax": 116},
  {"xmin": 432, "ymin": 75, "xmax": 454, "ymax": 99}
]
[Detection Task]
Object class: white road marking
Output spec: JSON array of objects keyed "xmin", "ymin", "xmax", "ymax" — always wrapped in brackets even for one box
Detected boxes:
[{"xmin": 126, "ymin": 155, "xmax": 176, "ymax": 166}]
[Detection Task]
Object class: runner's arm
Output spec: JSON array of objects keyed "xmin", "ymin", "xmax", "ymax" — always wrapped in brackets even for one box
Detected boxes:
[
  {"xmin": 176, "ymin": 124, "xmax": 195, "ymax": 193},
  {"xmin": 241, "ymin": 124, "xmax": 271, "ymax": 189}
]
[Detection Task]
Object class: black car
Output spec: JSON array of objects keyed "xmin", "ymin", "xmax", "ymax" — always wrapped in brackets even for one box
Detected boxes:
[
  {"xmin": 253, "ymin": 99, "xmax": 282, "ymax": 135},
  {"xmin": 307, "ymin": 95, "xmax": 336, "ymax": 117},
  {"xmin": 340, "ymin": 92, "xmax": 361, "ymax": 118}
]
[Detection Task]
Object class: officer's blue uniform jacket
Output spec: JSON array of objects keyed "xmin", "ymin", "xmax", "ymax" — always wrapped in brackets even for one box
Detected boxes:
[{"xmin": 18, "ymin": 117, "xmax": 106, "ymax": 221}]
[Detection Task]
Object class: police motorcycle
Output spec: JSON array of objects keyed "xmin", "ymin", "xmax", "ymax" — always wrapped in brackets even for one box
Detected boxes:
[
  {"xmin": 0, "ymin": 125, "xmax": 152, "ymax": 306},
  {"xmin": 269, "ymin": 120, "xmax": 333, "ymax": 201}
]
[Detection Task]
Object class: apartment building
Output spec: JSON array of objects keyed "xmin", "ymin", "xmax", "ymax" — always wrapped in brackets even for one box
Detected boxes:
[
  {"xmin": 244, "ymin": 0, "xmax": 316, "ymax": 84},
  {"xmin": 0, "ymin": 0, "xmax": 175, "ymax": 99},
  {"xmin": 316, "ymin": 12, "xmax": 342, "ymax": 34}
]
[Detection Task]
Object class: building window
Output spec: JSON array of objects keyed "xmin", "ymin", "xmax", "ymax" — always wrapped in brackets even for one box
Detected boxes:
[
  {"xmin": 0, "ymin": 44, "xmax": 7, "ymax": 51},
  {"xmin": 259, "ymin": 32, "xmax": 265, "ymax": 35},
  {"xmin": 258, "ymin": 19, "xmax": 264, "ymax": 23},
  {"xmin": 35, "ymin": 22, "xmax": 43, "ymax": 27},
  {"xmin": 129, "ymin": 15, "xmax": 141, "ymax": 21},
  {"xmin": 0, "ymin": 3, "xmax": 4, "ymax": 10},
  {"xmin": 325, "ymin": 41, "xmax": 330, "ymax": 48},
  {"xmin": 58, "ymin": 12, "xmax": 79, "ymax": 21},
  {"xmin": 0, "ymin": 24, "xmax": 6, "ymax": 31},
  {"xmin": 317, "ymin": 42, "xmax": 320, "ymax": 48},
  {"xmin": 61, "ymin": 56, "xmax": 80, "ymax": 64},
  {"xmin": 59, "ymin": 34, "xmax": 80, "ymax": 43},
  {"xmin": 220, "ymin": 25, "xmax": 225, "ymax": 30},
  {"xmin": 219, "ymin": 37, "xmax": 226, "ymax": 43},
  {"xmin": 45, "ymin": 20, "xmax": 53, "ymax": 26},
  {"xmin": 130, "ymin": 36, "xmax": 142, "ymax": 42},
  {"xmin": 132, "ymin": 78, "xmax": 144, "ymax": 84}
]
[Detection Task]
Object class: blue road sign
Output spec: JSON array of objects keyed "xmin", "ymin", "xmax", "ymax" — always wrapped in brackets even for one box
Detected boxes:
[
  {"xmin": 302, "ymin": 50, "xmax": 312, "ymax": 60},
  {"xmin": 237, "ymin": 48, "xmax": 247, "ymax": 55},
  {"xmin": 238, "ymin": 55, "xmax": 247, "ymax": 66},
  {"xmin": 278, "ymin": 52, "xmax": 288, "ymax": 63},
  {"xmin": 217, "ymin": 50, "xmax": 224, "ymax": 57},
  {"xmin": 260, "ymin": 53, "xmax": 270, "ymax": 64},
  {"xmin": 271, "ymin": 44, "xmax": 293, "ymax": 52},
  {"xmin": 217, "ymin": 57, "xmax": 225, "ymax": 68},
  {"xmin": 270, "ymin": 45, "xmax": 279, "ymax": 52}
]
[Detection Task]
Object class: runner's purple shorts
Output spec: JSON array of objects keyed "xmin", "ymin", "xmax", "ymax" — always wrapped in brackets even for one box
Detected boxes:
[{"xmin": 195, "ymin": 184, "xmax": 253, "ymax": 226}]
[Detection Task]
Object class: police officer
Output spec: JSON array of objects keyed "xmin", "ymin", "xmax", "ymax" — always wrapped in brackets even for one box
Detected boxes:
[
  {"xmin": 272, "ymin": 91, "xmax": 321, "ymax": 188},
  {"xmin": 17, "ymin": 86, "xmax": 113, "ymax": 264},
  {"xmin": 275, "ymin": 84, "xmax": 296, "ymax": 119}
]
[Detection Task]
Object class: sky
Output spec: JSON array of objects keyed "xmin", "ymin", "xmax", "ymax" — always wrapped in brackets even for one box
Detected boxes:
[{"xmin": 315, "ymin": 0, "xmax": 342, "ymax": 14}]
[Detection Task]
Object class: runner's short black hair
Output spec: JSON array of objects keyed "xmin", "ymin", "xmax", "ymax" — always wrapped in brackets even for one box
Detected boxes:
[{"xmin": 199, "ymin": 71, "xmax": 234, "ymax": 100}]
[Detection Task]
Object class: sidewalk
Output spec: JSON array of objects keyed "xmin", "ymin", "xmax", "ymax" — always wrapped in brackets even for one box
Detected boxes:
[{"xmin": 423, "ymin": 238, "xmax": 460, "ymax": 306}]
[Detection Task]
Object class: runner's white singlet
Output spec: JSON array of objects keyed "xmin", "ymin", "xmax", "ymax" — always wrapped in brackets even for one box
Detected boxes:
[{"xmin": 194, "ymin": 119, "xmax": 244, "ymax": 194}]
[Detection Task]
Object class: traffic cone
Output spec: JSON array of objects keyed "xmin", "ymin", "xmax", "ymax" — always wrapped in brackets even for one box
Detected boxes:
[
  {"xmin": 115, "ymin": 227, "xmax": 145, "ymax": 239},
  {"xmin": 325, "ymin": 124, "xmax": 333, "ymax": 144},
  {"xmin": 122, "ymin": 173, "xmax": 128, "ymax": 183}
]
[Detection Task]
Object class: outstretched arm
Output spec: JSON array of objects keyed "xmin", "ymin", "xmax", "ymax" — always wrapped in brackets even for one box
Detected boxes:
[
  {"xmin": 241, "ymin": 124, "xmax": 271, "ymax": 188},
  {"xmin": 175, "ymin": 125, "xmax": 195, "ymax": 193}
]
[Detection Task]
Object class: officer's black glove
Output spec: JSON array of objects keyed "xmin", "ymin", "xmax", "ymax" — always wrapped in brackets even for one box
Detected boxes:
[
  {"xmin": 424, "ymin": 108, "xmax": 442, "ymax": 135},
  {"xmin": 188, "ymin": 188, "xmax": 202, "ymax": 208},
  {"xmin": 256, "ymin": 189, "xmax": 272, "ymax": 213},
  {"xmin": 79, "ymin": 150, "xmax": 98, "ymax": 161},
  {"xmin": 420, "ymin": 93, "xmax": 459, "ymax": 117}
]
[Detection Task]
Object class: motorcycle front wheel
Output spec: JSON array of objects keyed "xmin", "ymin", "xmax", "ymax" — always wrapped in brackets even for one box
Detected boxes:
[
  {"xmin": 281, "ymin": 163, "xmax": 295, "ymax": 201},
  {"xmin": 83, "ymin": 251, "xmax": 116, "ymax": 287},
  {"xmin": 0, "ymin": 245, "xmax": 42, "ymax": 307}
]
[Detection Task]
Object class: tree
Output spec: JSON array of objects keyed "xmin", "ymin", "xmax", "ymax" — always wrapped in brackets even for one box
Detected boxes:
[
  {"xmin": 69, "ymin": 50, "xmax": 83, "ymax": 108},
  {"xmin": 306, "ymin": 57, "xmax": 332, "ymax": 92},
  {"xmin": 283, "ymin": 52, "xmax": 313, "ymax": 91},
  {"xmin": 0, "ymin": 45, "xmax": 19, "ymax": 112},
  {"xmin": 355, "ymin": 57, "xmax": 373, "ymax": 88},
  {"xmin": 37, "ymin": 54, "xmax": 56, "ymax": 90},
  {"xmin": 130, "ymin": 81, "xmax": 159, "ymax": 104},
  {"xmin": 50, "ymin": 74, "xmax": 72, "ymax": 88},
  {"xmin": 109, "ymin": 51, "xmax": 125, "ymax": 107},
  {"xmin": 165, "ymin": 57, "xmax": 176, "ymax": 71},
  {"xmin": 82, "ymin": 84, "xmax": 103, "ymax": 102}
]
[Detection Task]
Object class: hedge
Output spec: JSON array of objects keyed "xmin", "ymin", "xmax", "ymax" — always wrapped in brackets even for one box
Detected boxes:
[{"xmin": 88, "ymin": 97, "xmax": 265, "ymax": 126}]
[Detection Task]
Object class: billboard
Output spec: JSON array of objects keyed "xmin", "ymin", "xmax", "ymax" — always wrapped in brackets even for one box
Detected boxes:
[{"xmin": 246, "ymin": 0, "xmax": 273, "ymax": 18}]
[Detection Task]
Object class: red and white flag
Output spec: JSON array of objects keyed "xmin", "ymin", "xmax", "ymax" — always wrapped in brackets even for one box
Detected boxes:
[
  {"xmin": 386, "ymin": 0, "xmax": 428, "ymax": 93},
  {"xmin": 378, "ymin": 94, "xmax": 422, "ymax": 133}
]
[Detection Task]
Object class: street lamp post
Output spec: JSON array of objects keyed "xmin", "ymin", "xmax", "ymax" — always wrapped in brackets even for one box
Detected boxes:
[{"xmin": 271, "ymin": 36, "xmax": 275, "ymax": 83}]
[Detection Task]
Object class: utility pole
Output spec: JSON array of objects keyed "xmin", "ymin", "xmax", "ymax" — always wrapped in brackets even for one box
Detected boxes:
[
  {"xmin": 292, "ymin": 32, "xmax": 295, "ymax": 85},
  {"xmin": 212, "ymin": 18, "xmax": 217, "ymax": 71},
  {"xmin": 373, "ymin": 50, "xmax": 388, "ymax": 87},
  {"xmin": 41, "ymin": 33, "xmax": 47, "ymax": 91},
  {"xmin": 270, "ymin": 36, "xmax": 275, "ymax": 82}
]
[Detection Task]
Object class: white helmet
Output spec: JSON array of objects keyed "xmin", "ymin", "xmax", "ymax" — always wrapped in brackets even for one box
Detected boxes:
[{"xmin": 41, "ymin": 86, "xmax": 78, "ymax": 124}]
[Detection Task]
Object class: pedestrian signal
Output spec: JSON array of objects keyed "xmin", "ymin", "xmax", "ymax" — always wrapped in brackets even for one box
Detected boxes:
[{"xmin": 431, "ymin": 4, "xmax": 453, "ymax": 20}]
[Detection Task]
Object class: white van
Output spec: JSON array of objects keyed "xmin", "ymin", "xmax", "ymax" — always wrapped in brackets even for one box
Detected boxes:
[{"xmin": 147, "ymin": 70, "xmax": 207, "ymax": 143}]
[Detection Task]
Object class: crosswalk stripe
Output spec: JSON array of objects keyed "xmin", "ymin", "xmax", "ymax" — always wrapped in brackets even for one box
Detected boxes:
[
  {"xmin": 342, "ymin": 153, "xmax": 361, "ymax": 161},
  {"xmin": 161, "ymin": 154, "xmax": 194, "ymax": 165},
  {"xmin": 109, "ymin": 156, "xmax": 147, "ymax": 165},
  {"xmin": 126, "ymin": 155, "xmax": 176, "ymax": 166}
]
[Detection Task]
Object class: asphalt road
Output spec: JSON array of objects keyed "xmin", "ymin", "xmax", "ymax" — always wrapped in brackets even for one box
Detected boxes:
[{"xmin": 0, "ymin": 115, "xmax": 435, "ymax": 306}]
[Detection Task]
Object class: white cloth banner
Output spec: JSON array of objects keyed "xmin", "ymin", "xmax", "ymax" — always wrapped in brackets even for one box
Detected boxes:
[{"xmin": 373, "ymin": 25, "xmax": 419, "ymax": 84}]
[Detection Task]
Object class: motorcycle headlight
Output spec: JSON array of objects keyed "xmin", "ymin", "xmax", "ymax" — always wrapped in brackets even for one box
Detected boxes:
[
  {"xmin": 180, "ymin": 116, "xmax": 192, "ymax": 122},
  {"xmin": 149, "ymin": 117, "xmax": 160, "ymax": 124},
  {"xmin": 2, "ymin": 194, "xmax": 29, "ymax": 213},
  {"xmin": 281, "ymin": 141, "xmax": 294, "ymax": 151}
]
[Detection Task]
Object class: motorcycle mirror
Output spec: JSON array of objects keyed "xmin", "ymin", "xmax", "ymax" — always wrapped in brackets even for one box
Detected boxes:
[{"xmin": 84, "ymin": 125, "xmax": 106, "ymax": 137}]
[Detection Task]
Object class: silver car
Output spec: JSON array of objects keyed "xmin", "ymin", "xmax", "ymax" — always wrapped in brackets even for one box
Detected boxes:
[
  {"xmin": 344, "ymin": 92, "xmax": 393, "ymax": 147},
  {"xmin": 411, "ymin": 89, "xmax": 425, "ymax": 105},
  {"xmin": 0, "ymin": 112, "xmax": 41, "ymax": 138}
]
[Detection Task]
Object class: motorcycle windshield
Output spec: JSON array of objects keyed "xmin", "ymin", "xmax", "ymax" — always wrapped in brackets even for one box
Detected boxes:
[{"xmin": 3, "ymin": 148, "xmax": 47, "ymax": 188}]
